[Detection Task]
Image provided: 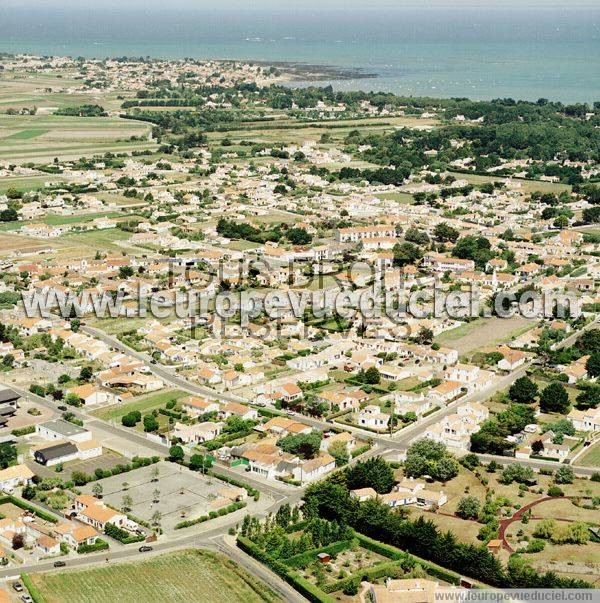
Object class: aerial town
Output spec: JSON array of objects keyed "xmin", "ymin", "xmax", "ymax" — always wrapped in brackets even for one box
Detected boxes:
[{"xmin": 0, "ymin": 51, "xmax": 597, "ymax": 601}]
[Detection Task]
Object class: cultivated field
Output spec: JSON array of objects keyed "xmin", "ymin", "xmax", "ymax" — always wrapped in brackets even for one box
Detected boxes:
[
  {"xmin": 0, "ymin": 112, "xmax": 155, "ymax": 163},
  {"xmin": 27, "ymin": 549, "xmax": 281, "ymax": 603}
]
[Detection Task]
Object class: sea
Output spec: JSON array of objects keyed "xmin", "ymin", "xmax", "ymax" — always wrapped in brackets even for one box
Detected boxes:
[{"xmin": 0, "ymin": 6, "xmax": 599, "ymax": 103}]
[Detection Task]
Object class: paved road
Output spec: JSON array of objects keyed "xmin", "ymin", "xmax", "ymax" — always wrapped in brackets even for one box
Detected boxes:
[
  {"xmin": 82, "ymin": 325, "xmax": 247, "ymax": 403},
  {"xmin": 2, "ymin": 319, "xmax": 596, "ymax": 596}
]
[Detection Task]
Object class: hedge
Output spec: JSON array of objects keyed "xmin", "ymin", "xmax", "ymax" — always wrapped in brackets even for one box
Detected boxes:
[
  {"xmin": 284, "ymin": 539, "xmax": 354, "ymax": 569},
  {"xmin": 21, "ymin": 573, "xmax": 46, "ymax": 603},
  {"xmin": 203, "ymin": 428, "xmax": 253, "ymax": 451},
  {"xmin": 355, "ymin": 534, "xmax": 462, "ymax": 586},
  {"xmin": 104, "ymin": 522, "xmax": 144, "ymax": 544},
  {"xmin": 77, "ymin": 538, "xmax": 109, "ymax": 554},
  {"xmin": 11, "ymin": 425, "xmax": 35, "ymax": 437},
  {"xmin": 237, "ymin": 536, "xmax": 335, "ymax": 603},
  {"xmin": 159, "ymin": 408, "xmax": 182, "ymax": 420},
  {"xmin": 321, "ymin": 560, "xmax": 402, "ymax": 594},
  {"xmin": 0, "ymin": 496, "xmax": 58, "ymax": 524},
  {"xmin": 355, "ymin": 533, "xmax": 403, "ymax": 560},
  {"xmin": 175, "ymin": 501, "xmax": 246, "ymax": 529}
]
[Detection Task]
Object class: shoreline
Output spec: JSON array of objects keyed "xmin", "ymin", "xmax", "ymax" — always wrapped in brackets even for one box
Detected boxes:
[{"xmin": 0, "ymin": 52, "xmax": 378, "ymax": 85}]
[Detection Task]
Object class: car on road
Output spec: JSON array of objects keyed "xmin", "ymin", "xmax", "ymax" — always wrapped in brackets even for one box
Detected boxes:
[
  {"xmin": 53, "ymin": 560, "xmax": 66, "ymax": 567},
  {"xmin": 57, "ymin": 405, "xmax": 67, "ymax": 411},
  {"xmin": 139, "ymin": 545, "xmax": 153, "ymax": 552},
  {"xmin": 12, "ymin": 582, "xmax": 23, "ymax": 592}
]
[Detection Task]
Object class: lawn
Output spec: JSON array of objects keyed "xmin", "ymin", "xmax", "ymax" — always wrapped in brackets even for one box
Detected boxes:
[
  {"xmin": 578, "ymin": 442, "xmax": 600, "ymax": 468},
  {"xmin": 93, "ymin": 389, "xmax": 186, "ymax": 421},
  {"xmin": 27, "ymin": 549, "xmax": 280, "ymax": 603}
]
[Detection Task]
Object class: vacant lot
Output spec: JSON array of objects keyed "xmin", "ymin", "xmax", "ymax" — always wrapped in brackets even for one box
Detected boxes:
[
  {"xmin": 435, "ymin": 316, "xmax": 533, "ymax": 355},
  {"xmin": 93, "ymin": 389, "xmax": 186, "ymax": 421},
  {"xmin": 28, "ymin": 549, "xmax": 280, "ymax": 603}
]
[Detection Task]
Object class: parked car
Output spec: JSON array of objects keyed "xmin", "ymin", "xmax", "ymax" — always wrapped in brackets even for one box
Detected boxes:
[
  {"xmin": 139, "ymin": 545, "xmax": 153, "ymax": 552},
  {"xmin": 21, "ymin": 596, "xmax": 33, "ymax": 603},
  {"xmin": 53, "ymin": 560, "xmax": 66, "ymax": 567},
  {"xmin": 12, "ymin": 582, "xmax": 23, "ymax": 592}
]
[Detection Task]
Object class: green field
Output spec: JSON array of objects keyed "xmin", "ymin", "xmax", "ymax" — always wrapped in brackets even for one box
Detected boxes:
[
  {"xmin": 4, "ymin": 129, "xmax": 50, "ymax": 140},
  {"xmin": 0, "ymin": 111, "xmax": 154, "ymax": 163},
  {"xmin": 93, "ymin": 389, "xmax": 186, "ymax": 421},
  {"xmin": 377, "ymin": 191, "xmax": 415, "ymax": 204},
  {"xmin": 27, "ymin": 549, "xmax": 280, "ymax": 603},
  {"xmin": 448, "ymin": 171, "xmax": 572, "ymax": 195}
]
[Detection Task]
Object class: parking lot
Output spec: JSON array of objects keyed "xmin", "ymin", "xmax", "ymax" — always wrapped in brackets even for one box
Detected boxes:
[{"xmin": 80, "ymin": 461, "xmax": 235, "ymax": 533}]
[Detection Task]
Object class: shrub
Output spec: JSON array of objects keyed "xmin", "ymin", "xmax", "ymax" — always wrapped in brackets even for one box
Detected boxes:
[{"xmin": 547, "ymin": 485, "xmax": 564, "ymax": 497}]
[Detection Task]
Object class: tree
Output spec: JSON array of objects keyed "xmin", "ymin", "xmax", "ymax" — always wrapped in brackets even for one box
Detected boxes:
[
  {"xmin": 533, "ymin": 519, "xmax": 556, "ymax": 540},
  {"xmin": 554, "ymin": 466, "xmax": 574, "ymax": 484},
  {"xmin": 508, "ymin": 376, "xmax": 538, "ymax": 404},
  {"xmin": 0, "ymin": 443, "xmax": 17, "ymax": 469},
  {"xmin": 143, "ymin": 414, "xmax": 159, "ymax": 432},
  {"xmin": 92, "ymin": 483, "xmax": 103, "ymax": 498},
  {"xmin": 392, "ymin": 242, "xmax": 423, "ymax": 267},
  {"xmin": 404, "ymin": 227, "xmax": 429, "ymax": 245},
  {"xmin": 286, "ymin": 227, "xmax": 312, "ymax": 245},
  {"xmin": 415, "ymin": 327, "xmax": 434, "ymax": 345},
  {"xmin": 122, "ymin": 494, "xmax": 133, "ymax": 512},
  {"xmin": 452, "ymin": 236, "xmax": 494, "ymax": 268},
  {"xmin": 79, "ymin": 366, "xmax": 93, "ymax": 382},
  {"xmin": 12, "ymin": 533, "xmax": 24, "ymax": 550},
  {"xmin": 346, "ymin": 456, "xmax": 394, "ymax": 494},
  {"xmin": 363, "ymin": 366, "xmax": 381, "ymax": 384},
  {"xmin": 531, "ymin": 440, "xmax": 544, "ymax": 455},
  {"xmin": 151, "ymin": 465, "xmax": 160, "ymax": 481},
  {"xmin": 499, "ymin": 463, "xmax": 534, "ymax": 485},
  {"xmin": 434, "ymin": 222, "xmax": 459, "ymax": 243},
  {"xmin": 278, "ymin": 432, "xmax": 322, "ymax": 459},
  {"xmin": 152, "ymin": 489, "xmax": 160, "ymax": 503},
  {"xmin": 169, "ymin": 445, "xmax": 184, "ymax": 462},
  {"xmin": 430, "ymin": 456, "xmax": 459, "ymax": 482},
  {"xmin": 576, "ymin": 385, "xmax": 600, "ymax": 410},
  {"xmin": 119, "ymin": 266, "xmax": 134, "ymax": 279},
  {"xmin": 151, "ymin": 510, "xmax": 162, "ymax": 526},
  {"xmin": 586, "ymin": 352, "xmax": 600, "ymax": 378},
  {"xmin": 456, "ymin": 496, "xmax": 480, "ymax": 519},
  {"xmin": 189, "ymin": 453, "xmax": 211, "ymax": 473},
  {"xmin": 328, "ymin": 440, "xmax": 349, "ymax": 466},
  {"xmin": 122, "ymin": 411, "xmax": 142, "ymax": 427},
  {"xmin": 22, "ymin": 485, "xmax": 36, "ymax": 500},
  {"xmin": 539, "ymin": 382, "xmax": 570, "ymax": 414},
  {"xmin": 71, "ymin": 471, "xmax": 89, "ymax": 486}
]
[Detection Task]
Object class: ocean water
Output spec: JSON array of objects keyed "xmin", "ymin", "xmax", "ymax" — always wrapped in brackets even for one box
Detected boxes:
[{"xmin": 0, "ymin": 6, "xmax": 599, "ymax": 103}]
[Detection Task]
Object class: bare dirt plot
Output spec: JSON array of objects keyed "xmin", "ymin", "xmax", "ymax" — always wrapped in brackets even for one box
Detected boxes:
[{"xmin": 0, "ymin": 232, "xmax": 56, "ymax": 254}]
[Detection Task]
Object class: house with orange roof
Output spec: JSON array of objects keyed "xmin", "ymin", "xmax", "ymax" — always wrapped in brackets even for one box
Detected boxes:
[{"xmin": 180, "ymin": 396, "xmax": 220, "ymax": 417}]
